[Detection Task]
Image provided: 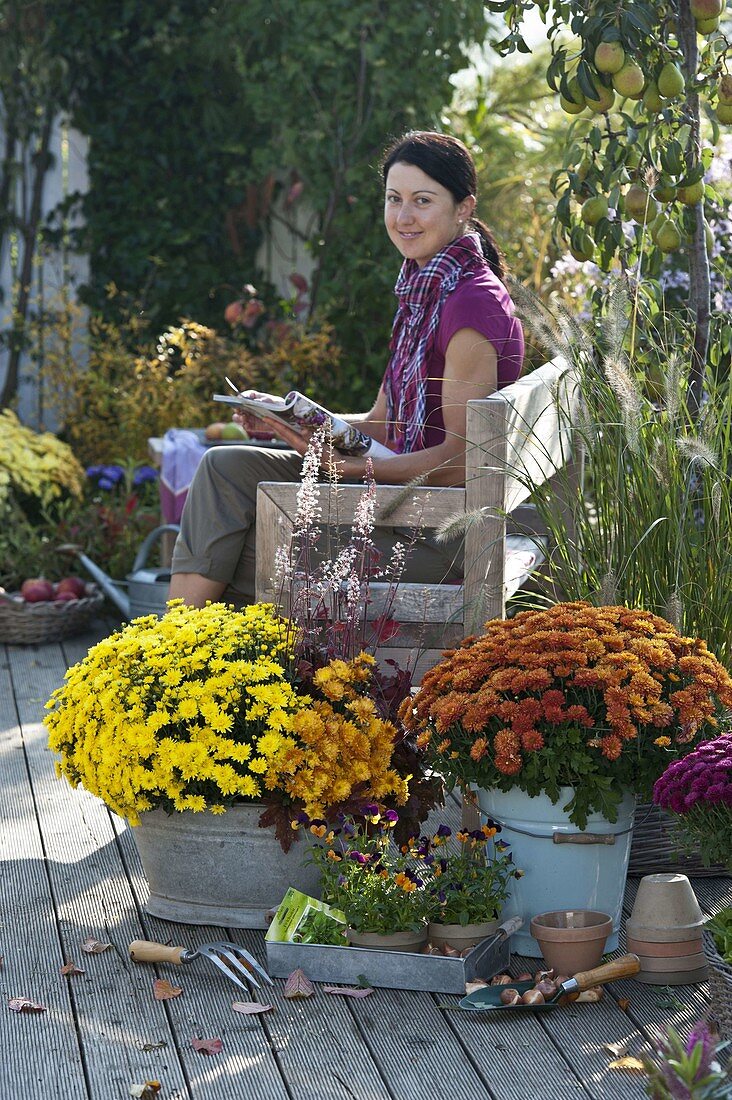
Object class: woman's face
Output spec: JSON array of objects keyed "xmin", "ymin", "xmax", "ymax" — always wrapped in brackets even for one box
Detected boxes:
[{"xmin": 384, "ymin": 161, "xmax": 475, "ymax": 268}]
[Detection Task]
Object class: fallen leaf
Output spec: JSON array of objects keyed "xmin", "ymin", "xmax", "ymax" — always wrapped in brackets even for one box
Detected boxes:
[
  {"xmin": 8, "ymin": 997, "xmax": 46, "ymax": 1013},
  {"xmin": 231, "ymin": 1001, "xmax": 273, "ymax": 1015},
  {"xmin": 137, "ymin": 1040, "xmax": 167, "ymax": 1052},
  {"xmin": 608, "ymin": 1056, "xmax": 645, "ymax": 1074},
  {"xmin": 323, "ymin": 985, "xmax": 373, "ymax": 998},
  {"xmin": 153, "ymin": 979, "xmax": 182, "ymax": 1001},
  {"xmin": 192, "ymin": 1036, "xmax": 223, "ymax": 1056},
  {"xmin": 465, "ymin": 980, "xmax": 489, "ymax": 995},
  {"xmin": 617, "ymin": 998, "xmax": 631, "ymax": 1012},
  {"xmin": 60, "ymin": 960, "xmax": 85, "ymax": 977},
  {"xmin": 603, "ymin": 1039, "xmax": 630, "ymax": 1058},
  {"xmin": 284, "ymin": 968, "xmax": 314, "ymax": 999},
  {"xmin": 129, "ymin": 1083, "xmax": 161, "ymax": 1099},
  {"xmin": 81, "ymin": 936, "xmax": 112, "ymax": 954}
]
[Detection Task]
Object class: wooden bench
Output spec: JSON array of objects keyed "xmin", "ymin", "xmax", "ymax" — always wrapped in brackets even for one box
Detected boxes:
[{"xmin": 255, "ymin": 357, "xmax": 579, "ymax": 675}]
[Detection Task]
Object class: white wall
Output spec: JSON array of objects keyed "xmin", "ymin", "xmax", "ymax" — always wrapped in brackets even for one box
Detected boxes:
[{"xmin": 0, "ymin": 119, "xmax": 89, "ymax": 429}]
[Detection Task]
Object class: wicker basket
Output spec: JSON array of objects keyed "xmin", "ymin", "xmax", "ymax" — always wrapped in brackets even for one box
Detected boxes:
[
  {"xmin": 628, "ymin": 802, "xmax": 729, "ymax": 877},
  {"xmin": 0, "ymin": 586, "xmax": 105, "ymax": 645},
  {"xmin": 704, "ymin": 930, "xmax": 732, "ymax": 1050}
]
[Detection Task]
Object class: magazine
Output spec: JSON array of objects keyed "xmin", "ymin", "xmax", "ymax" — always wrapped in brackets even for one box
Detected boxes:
[{"xmin": 213, "ymin": 388, "xmax": 395, "ymax": 459}]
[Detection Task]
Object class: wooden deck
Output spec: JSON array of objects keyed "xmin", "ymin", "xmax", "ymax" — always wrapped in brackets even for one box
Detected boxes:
[{"xmin": 2, "ymin": 620, "xmax": 730, "ymax": 1100}]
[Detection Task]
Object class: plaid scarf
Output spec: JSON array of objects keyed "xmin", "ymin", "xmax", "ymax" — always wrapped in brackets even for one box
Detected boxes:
[{"xmin": 384, "ymin": 231, "xmax": 486, "ymax": 454}]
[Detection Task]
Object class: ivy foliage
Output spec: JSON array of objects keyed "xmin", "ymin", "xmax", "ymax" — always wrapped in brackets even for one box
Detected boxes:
[
  {"xmin": 47, "ymin": 0, "xmax": 488, "ymax": 406},
  {"xmin": 224, "ymin": 0, "xmax": 488, "ymax": 406},
  {"xmin": 47, "ymin": 0, "xmax": 269, "ymax": 331}
]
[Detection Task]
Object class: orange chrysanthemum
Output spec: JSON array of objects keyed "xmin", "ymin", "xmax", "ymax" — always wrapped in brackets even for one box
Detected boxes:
[{"xmin": 401, "ymin": 602, "xmax": 732, "ymax": 819}]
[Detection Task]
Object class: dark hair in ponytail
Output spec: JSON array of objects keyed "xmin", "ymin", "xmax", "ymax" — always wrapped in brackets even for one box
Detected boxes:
[{"xmin": 381, "ymin": 130, "xmax": 506, "ymax": 282}]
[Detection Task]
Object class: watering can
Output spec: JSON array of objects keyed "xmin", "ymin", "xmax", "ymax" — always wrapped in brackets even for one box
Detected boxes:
[{"xmin": 60, "ymin": 524, "xmax": 181, "ymax": 620}]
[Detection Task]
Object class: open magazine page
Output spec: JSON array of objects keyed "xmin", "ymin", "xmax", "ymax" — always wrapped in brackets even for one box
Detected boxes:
[{"xmin": 213, "ymin": 390, "xmax": 395, "ymax": 459}]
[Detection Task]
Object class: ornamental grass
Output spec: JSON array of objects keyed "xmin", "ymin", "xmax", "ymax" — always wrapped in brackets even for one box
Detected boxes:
[
  {"xmin": 400, "ymin": 601, "xmax": 732, "ymax": 829},
  {"xmin": 45, "ymin": 601, "xmax": 409, "ymax": 844}
]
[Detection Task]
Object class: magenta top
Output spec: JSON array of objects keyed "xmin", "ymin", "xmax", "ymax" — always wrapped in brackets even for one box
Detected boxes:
[{"xmin": 417, "ymin": 268, "xmax": 524, "ymax": 448}]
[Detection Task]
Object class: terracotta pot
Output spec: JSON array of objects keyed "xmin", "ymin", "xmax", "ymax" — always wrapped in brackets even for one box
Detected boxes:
[
  {"xmin": 428, "ymin": 920, "xmax": 499, "ymax": 953},
  {"xmin": 529, "ymin": 909, "xmax": 612, "ymax": 974},
  {"xmin": 347, "ymin": 927, "xmax": 428, "ymax": 953},
  {"xmin": 626, "ymin": 934, "xmax": 703, "ymax": 957},
  {"xmin": 626, "ymin": 873, "xmax": 706, "ymax": 941},
  {"xmin": 133, "ymin": 804, "xmax": 320, "ymax": 928}
]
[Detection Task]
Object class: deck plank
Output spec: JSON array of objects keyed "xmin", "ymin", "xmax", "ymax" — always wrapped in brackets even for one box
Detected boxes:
[
  {"xmin": 2, "ymin": 624, "xmax": 731, "ymax": 1100},
  {"xmin": 0, "ymin": 646, "xmax": 90, "ymax": 1098},
  {"xmin": 112, "ymin": 815, "xmax": 294, "ymax": 1100},
  {"xmin": 7, "ymin": 641, "xmax": 192, "ymax": 1100}
]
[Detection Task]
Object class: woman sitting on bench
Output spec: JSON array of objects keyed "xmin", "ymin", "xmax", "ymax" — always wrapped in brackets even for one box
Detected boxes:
[{"xmin": 169, "ymin": 130, "xmax": 524, "ymax": 608}]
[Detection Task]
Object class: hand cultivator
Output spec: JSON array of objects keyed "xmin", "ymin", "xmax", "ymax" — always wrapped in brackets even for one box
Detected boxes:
[{"xmin": 129, "ymin": 939, "xmax": 273, "ymax": 992}]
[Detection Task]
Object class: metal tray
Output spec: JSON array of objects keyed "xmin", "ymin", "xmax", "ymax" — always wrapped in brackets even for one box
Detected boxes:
[{"xmin": 265, "ymin": 929, "xmax": 511, "ymax": 994}]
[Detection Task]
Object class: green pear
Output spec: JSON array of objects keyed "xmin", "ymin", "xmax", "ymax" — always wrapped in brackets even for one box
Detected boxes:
[
  {"xmin": 653, "ymin": 178, "xmax": 677, "ymax": 203},
  {"xmin": 576, "ymin": 156, "xmax": 593, "ymax": 181},
  {"xmin": 585, "ymin": 82, "xmax": 616, "ymax": 113},
  {"xmin": 696, "ymin": 15, "xmax": 720, "ymax": 33},
  {"xmin": 569, "ymin": 230, "xmax": 595, "ymax": 262},
  {"xmin": 561, "ymin": 94, "xmax": 585, "ymax": 115},
  {"xmin": 625, "ymin": 184, "xmax": 658, "ymax": 222},
  {"xmin": 643, "ymin": 81, "xmax": 665, "ymax": 113},
  {"xmin": 716, "ymin": 103, "xmax": 732, "ymax": 124},
  {"xmin": 719, "ymin": 75, "xmax": 732, "ymax": 104},
  {"xmin": 690, "ymin": 0, "xmax": 723, "ymax": 17},
  {"xmin": 594, "ymin": 42, "xmax": 626, "ymax": 75},
  {"xmin": 655, "ymin": 220, "xmax": 682, "ymax": 253},
  {"xmin": 221, "ymin": 422, "xmax": 248, "ymax": 440},
  {"xmin": 657, "ymin": 62, "xmax": 685, "ymax": 99},
  {"xmin": 581, "ymin": 196, "xmax": 609, "ymax": 226},
  {"xmin": 676, "ymin": 179, "xmax": 705, "ymax": 204},
  {"xmin": 613, "ymin": 60, "xmax": 645, "ymax": 99},
  {"xmin": 560, "ymin": 76, "xmax": 586, "ymax": 114}
]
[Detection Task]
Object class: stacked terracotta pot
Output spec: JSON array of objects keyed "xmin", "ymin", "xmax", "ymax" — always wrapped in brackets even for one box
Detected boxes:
[{"xmin": 626, "ymin": 873, "xmax": 708, "ymax": 984}]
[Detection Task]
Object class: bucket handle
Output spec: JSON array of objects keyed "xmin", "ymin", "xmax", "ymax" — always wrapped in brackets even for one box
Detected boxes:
[
  {"xmin": 132, "ymin": 524, "xmax": 181, "ymax": 572},
  {"xmin": 553, "ymin": 832, "xmax": 616, "ymax": 846},
  {"xmin": 476, "ymin": 807, "xmax": 634, "ymax": 842}
]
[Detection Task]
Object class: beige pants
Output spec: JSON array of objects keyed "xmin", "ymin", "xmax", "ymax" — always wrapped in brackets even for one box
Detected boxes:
[{"xmin": 171, "ymin": 444, "xmax": 463, "ymax": 605}]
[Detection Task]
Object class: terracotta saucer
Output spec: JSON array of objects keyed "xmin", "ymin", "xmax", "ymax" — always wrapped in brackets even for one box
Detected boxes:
[{"xmin": 637, "ymin": 950, "xmax": 707, "ymax": 973}]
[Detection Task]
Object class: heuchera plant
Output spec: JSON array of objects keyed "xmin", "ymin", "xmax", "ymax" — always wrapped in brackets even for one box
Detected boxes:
[
  {"xmin": 643, "ymin": 1021, "xmax": 730, "ymax": 1100},
  {"xmin": 653, "ymin": 731, "xmax": 732, "ymax": 869}
]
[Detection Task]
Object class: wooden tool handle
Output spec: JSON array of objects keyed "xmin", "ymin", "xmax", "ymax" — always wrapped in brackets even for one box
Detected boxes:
[
  {"xmin": 571, "ymin": 953, "xmax": 640, "ymax": 992},
  {"xmin": 129, "ymin": 940, "xmax": 186, "ymax": 965}
]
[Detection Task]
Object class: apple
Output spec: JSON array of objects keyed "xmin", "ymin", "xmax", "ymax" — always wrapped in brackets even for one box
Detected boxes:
[
  {"xmin": 53, "ymin": 590, "xmax": 79, "ymax": 602},
  {"xmin": 20, "ymin": 578, "xmax": 55, "ymax": 602},
  {"xmin": 55, "ymin": 576, "xmax": 87, "ymax": 599},
  {"xmin": 205, "ymin": 422, "xmax": 227, "ymax": 441}
]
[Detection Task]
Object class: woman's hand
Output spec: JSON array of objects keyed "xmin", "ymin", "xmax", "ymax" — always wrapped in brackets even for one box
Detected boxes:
[{"xmin": 231, "ymin": 390, "xmax": 284, "ymax": 437}]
